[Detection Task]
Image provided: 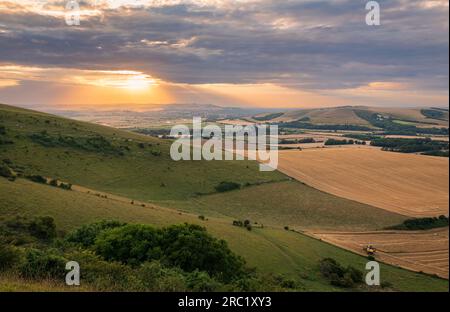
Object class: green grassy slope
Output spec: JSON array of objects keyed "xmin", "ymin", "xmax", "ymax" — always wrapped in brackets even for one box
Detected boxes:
[
  {"xmin": 0, "ymin": 103, "xmax": 405, "ymax": 231},
  {"xmin": 0, "ymin": 178, "xmax": 447, "ymax": 292},
  {"xmin": 158, "ymin": 181, "xmax": 406, "ymax": 231}
]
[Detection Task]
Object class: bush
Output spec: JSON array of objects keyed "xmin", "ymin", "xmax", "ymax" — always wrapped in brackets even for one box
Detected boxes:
[
  {"xmin": 69, "ymin": 250, "xmax": 142, "ymax": 291},
  {"xmin": 319, "ymin": 258, "xmax": 363, "ymax": 288},
  {"xmin": 20, "ymin": 249, "xmax": 67, "ymax": 280},
  {"xmin": 59, "ymin": 182, "xmax": 72, "ymax": 190},
  {"xmin": 160, "ymin": 224, "xmax": 246, "ymax": 282},
  {"xmin": 232, "ymin": 220, "xmax": 243, "ymax": 227},
  {"xmin": 66, "ymin": 220, "xmax": 126, "ymax": 247},
  {"xmin": 215, "ymin": 181, "xmax": 241, "ymax": 193},
  {"xmin": 28, "ymin": 216, "xmax": 57, "ymax": 240},
  {"xmin": 0, "ymin": 163, "xmax": 16, "ymax": 180},
  {"xmin": 0, "ymin": 244, "xmax": 20, "ymax": 271},
  {"xmin": 138, "ymin": 261, "xmax": 188, "ymax": 292},
  {"xmin": 388, "ymin": 216, "xmax": 449, "ymax": 231},
  {"xmin": 94, "ymin": 224, "xmax": 163, "ymax": 266},
  {"xmin": 185, "ymin": 270, "xmax": 223, "ymax": 292},
  {"xmin": 27, "ymin": 175, "xmax": 47, "ymax": 184},
  {"xmin": 91, "ymin": 223, "xmax": 246, "ymax": 283}
]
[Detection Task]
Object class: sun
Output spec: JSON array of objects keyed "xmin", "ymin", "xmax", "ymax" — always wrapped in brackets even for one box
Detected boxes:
[
  {"xmin": 123, "ymin": 75, "xmax": 154, "ymax": 90},
  {"xmin": 119, "ymin": 73, "xmax": 156, "ymax": 91}
]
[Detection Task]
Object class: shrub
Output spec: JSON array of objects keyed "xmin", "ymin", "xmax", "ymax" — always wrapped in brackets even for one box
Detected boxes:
[
  {"xmin": 0, "ymin": 163, "xmax": 16, "ymax": 180},
  {"xmin": 185, "ymin": 270, "xmax": 223, "ymax": 292},
  {"xmin": 0, "ymin": 244, "xmax": 20, "ymax": 271},
  {"xmin": 69, "ymin": 250, "xmax": 142, "ymax": 291},
  {"xmin": 388, "ymin": 216, "xmax": 449, "ymax": 230},
  {"xmin": 27, "ymin": 175, "xmax": 47, "ymax": 184},
  {"xmin": 160, "ymin": 224, "xmax": 246, "ymax": 282},
  {"xmin": 215, "ymin": 181, "xmax": 241, "ymax": 193},
  {"xmin": 28, "ymin": 216, "xmax": 57, "ymax": 240},
  {"xmin": 66, "ymin": 220, "xmax": 126, "ymax": 247},
  {"xmin": 319, "ymin": 258, "xmax": 363, "ymax": 288},
  {"xmin": 94, "ymin": 224, "xmax": 162, "ymax": 266},
  {"xmin": 59, "ymin": 182, "xmax": 72, "ymax": 190},
  {"xmin": 91, "ymin": 223, "xmax": 246, "ymax": 283},
  {"xmin": 138, "ymin": 261, "xmax": 188, "ymax": 292},
  {"xmin": 20, "ymin": 249, "xmax": 67, "ymax": 280},
  {"xmin": 232, "ymin": 220, "xmax": 243, "ymax": 227},
  {"xmin": 49, "ymin": 179, "xmax": 59, "ymax": 187}
]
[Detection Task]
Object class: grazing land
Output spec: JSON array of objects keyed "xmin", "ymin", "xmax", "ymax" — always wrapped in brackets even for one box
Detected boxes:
[
  {"xmin": 0, "ymin": 178, "xmax": 447, "ymax": 291},
  {"xmin": 1, "ymin": 103, "xmax": 448, "ymax": 291},
  {"xmin": 277, "ymin": 147, "xmax": 449, "ymax": 217}
]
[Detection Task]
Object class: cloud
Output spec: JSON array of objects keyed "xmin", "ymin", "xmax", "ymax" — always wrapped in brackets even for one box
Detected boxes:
[{"xmin": 0, "ymin": 0, "xmax": 448, "ymax": 107}]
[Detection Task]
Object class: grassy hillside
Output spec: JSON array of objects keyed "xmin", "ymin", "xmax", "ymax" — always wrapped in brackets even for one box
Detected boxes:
[
  {"xmin": 158, "ymin": 181, "xmax": 406, "ymax": 231},
  {"xmin": 0, "ymin": 178, "xmax": 447, "ymax": 292},
  {"xmin": 0, "ymin": 103, "xmax": 405, "ymax": 231},
  {"xmin": 253, "ymin": 106, "xmax": 449, "ymax": 129},
  {"xmin": 0, "ymin": 103, "xmax": 447, "ymax": 292}
]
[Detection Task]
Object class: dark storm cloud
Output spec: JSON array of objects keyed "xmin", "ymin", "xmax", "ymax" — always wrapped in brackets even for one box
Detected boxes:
[{"xmin": 0, "ymin": 0, "xmax": 448, "ymax": 90}]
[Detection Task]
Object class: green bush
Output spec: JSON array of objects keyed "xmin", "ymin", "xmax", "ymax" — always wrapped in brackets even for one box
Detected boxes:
[
  {"xmin": 73, "ymin": 250, "xmax": 143, "ymax": 291},
  {"xmin": 159, "ymin": 224, "xmax": 246, "ymax": 282},
  {"xmin": 91, "ymin": 223, "xmax": 246, "ymax": 283},
  {"xmin": 20, "ymin": 249, "xmax": 67, "ymax": 280},
  {"xmin": 388, "ymin": 216, "xmax": 449, "ymax": 230},
  {"xmin": 27, "ymin": 175, "xmax": 47, "ymax": 184},
  {"xmin": 0, "ymin": 243, "xmax": 20, "ymax": 271},
  {"xmin": 138, "ymin": 261, "xmax": 188, "ymax": 292},
  {"xmin": 94, "ymin": 224, "xmax": 163, "ymax": 266},
  {"xmin": 59, "ymin": 182, "xmax": 72, "ymax": 190},
  {"xmin": 215, "ymin": 181, "xmax": 241, "ymax": 193},
  {"xmin": 319, "ymin": 258, "xmax": 364, "ymax": 288},
  {"xmin": 0, "ymin": 163, "xmax": 16, "ymax": 180},
  {"xmin": 66, "ymin": 220, "xmax": 126, "ymax": 247},
  {"xmin": 185, "ymin": 270, "xmax": 223, "ymax": 292},
  {"xmin": 28, "ymin": 216, "xmax": 57, "ymax": 240}
]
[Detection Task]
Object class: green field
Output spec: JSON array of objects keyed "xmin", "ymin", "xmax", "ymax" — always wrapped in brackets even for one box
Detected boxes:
[
  {"xmin": 0, "ymin": 104, "xmax": 405, "ymax": 231},
  {"xmin": 0, "ymin": 178, "xmax": 447, "ymax": 292},
  {"xmin": 0, "ymin": 103, "xmax": 448, "ymax": 292}
]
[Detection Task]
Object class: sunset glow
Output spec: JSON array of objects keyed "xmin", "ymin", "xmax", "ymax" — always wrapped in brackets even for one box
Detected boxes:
[{"xmin": 0, "ymin": 0, "xmax": 448, "ymax": 110}]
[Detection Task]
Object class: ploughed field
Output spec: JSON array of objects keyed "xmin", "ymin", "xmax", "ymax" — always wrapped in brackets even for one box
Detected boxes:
[
  {"xmin": 277, "ymin": 147, "xmax": 449, "ymax": 217},
  {"xmin": 310, "ymin": 228, "xmax": 449, "ymax": 279}
]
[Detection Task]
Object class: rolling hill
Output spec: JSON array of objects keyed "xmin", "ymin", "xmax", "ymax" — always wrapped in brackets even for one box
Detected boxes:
[
  {"xmin": 250, "ymin": 106, "xmax": 449, "ymax": 129},
  {"xmin": 0, "ymin": 103, "xmax": 448, "ymax": 291}
]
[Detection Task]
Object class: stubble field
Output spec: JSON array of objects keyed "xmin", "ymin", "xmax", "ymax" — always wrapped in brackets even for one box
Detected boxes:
[
  {"xmin": 311, "ymin": 228, "xmax": 449, "ymax": 279},
  {"xmin": 277, "ymin": 147, "xmax": 449, "ymax": 217}
]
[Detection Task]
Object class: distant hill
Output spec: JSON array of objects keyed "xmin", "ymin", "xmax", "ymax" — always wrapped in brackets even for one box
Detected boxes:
[
  {"xmin": 251, "ymin": 106, "xmax": 449, "ymax": 128},
  {"xmin": 1, "ymin": 103, "xmax": 448, "ymax": 291}
]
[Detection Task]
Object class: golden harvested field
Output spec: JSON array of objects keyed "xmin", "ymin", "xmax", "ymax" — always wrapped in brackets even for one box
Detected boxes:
[
  {"xmin": 277, "ymin": 147, "xmax": 449, "ymax": 217},
  {"xmin": 310, "ymin": 228, "xmax": 449, "ymax": 279}
]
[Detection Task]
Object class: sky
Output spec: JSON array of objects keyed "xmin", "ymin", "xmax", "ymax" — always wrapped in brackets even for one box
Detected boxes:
[{"xmin": 0, "ymin": 0, "xmax": 448, "ymax": 111}]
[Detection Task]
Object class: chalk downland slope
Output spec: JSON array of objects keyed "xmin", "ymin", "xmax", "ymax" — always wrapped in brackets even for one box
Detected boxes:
[
  {"xmin": 0, "ymin": 103, "xmax": 406, "ymax": 231},
  {"xmin": 252, "ymin": 106, "xmax": 449, "ymax": 128},
  {"xmin": 0, "ymin": 177, "xmax": 448, "ymax": 291}
]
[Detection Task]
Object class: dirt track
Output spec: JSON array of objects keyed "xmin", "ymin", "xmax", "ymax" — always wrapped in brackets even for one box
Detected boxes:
[
  {"xmin": 310, "ymin": 228, "xmax": 449, "ymax": 279},
  {"xmin": 277, "ymin": 147, "xmax": 449, "ymax": 217}
]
